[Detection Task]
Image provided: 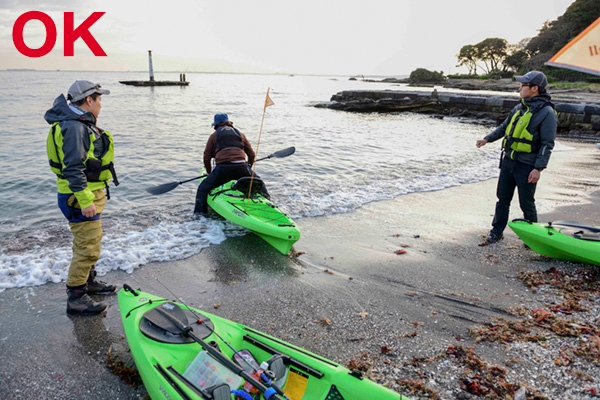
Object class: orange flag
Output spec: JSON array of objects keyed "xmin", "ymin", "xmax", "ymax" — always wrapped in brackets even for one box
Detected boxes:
[{"xmin": 264, "ymin": 89, "xmax": 274, "ymax": 111}]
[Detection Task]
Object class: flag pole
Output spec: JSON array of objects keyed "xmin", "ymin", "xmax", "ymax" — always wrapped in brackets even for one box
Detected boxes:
[{"xmin": 246, "ymin": 88, "xmax": 273, "ymax": 210}]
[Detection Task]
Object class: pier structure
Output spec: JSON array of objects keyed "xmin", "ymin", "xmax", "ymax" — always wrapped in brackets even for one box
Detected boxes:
[{"xmin": 120, "ymin": 50, "xmax": 189, "ymax": 87}]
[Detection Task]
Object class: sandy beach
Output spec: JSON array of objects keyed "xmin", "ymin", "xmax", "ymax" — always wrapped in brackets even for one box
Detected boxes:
[{"xmin": 1, "ymin": 140, "xmax": 599, "ymax": 400}]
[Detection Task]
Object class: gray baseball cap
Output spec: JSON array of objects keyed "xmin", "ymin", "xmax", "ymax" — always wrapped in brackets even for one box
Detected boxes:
[
  {"xmin": 67, "ymin": 80, "xmax": 110, "ymax": 102},
  {"xmin": 514, "ymin": 71, "xmax": 548, "ymax": 89}
]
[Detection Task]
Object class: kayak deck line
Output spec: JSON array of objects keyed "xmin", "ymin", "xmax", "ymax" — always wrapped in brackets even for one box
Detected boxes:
[
  {"xmin": 243, "ymin": 328, "xmax": 338, "ymax": 369},
  {"xmin": 227, "ymin": 201, "xmax": 296, "ymax": 226},
  {"xmin": 124, "ymin": 297, "xmax": 169, "ymax": 318},
  {"xmin": 155, "ymin": 363, "xmax": 195, "ymax": 400}
]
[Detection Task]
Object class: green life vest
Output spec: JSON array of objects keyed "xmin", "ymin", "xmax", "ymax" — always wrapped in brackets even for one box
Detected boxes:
[
  {"xmin": 47, "ymin": 122, "xmax": 118, "ymax": 206},
  {"xmin": 502, "ymin": 103, "xmax": 536, "ymax": 156}
]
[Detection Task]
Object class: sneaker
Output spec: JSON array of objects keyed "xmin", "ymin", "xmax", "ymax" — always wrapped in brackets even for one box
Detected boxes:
[
  {"xmin": 66, "ymin": 286, "xmax": 107, "ymax": 315},
  {"xmin": 87, "ymin": 267, "xmax": 116, "ymax": 294},
  {"xmin": 478, "ymin": 232, "xmax": 503, "ymax": 246}
]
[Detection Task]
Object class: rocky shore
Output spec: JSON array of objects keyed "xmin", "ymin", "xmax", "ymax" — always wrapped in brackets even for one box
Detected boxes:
[{"xmin": 322, "ymin": 79, "xmax": 600, "ymax": 142}]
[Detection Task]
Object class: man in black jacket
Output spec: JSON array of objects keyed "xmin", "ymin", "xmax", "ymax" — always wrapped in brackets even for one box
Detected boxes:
[{"xmin": 476, "ymin": 71, "xmax": 557, "ymax": 246}]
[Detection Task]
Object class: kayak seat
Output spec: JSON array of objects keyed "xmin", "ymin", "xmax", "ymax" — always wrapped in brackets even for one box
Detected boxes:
[
  {"xmin": 573, "ymin": 229, "xmax": 600, "ymax": 242},
  {"xmin": 573, "ymin": 232, "xmax": 600, "ymax": 242},
  {"xmin": 554, "ymin": 227, "xmax": 600, "ymax": 242},
  {"xmin": 231, "ymin": 177, "xmax": 264, "ymax": 197},
  {"xmin": 267, "ymin": 355, "xmax": 287, "ymax": 380},
  {"xmin": 549, "ymin": 220, "xmax": 600, "ymax": 233}
]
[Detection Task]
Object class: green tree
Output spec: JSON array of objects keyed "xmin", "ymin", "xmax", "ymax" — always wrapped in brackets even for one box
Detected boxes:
[
  {"xmin": 504, "ymin": 50, "xmax": 529, "ymax": 73},
  {"xmin": 409, "ymin": 68, "xmax": 445, "ymax": 83},
  {"xmin": 475, "ymin": 38, "xmax": 508, "ymax": 73},
  {"xmin": 456, "ymin": 45, "xmax": 478, "ymax": 75}
]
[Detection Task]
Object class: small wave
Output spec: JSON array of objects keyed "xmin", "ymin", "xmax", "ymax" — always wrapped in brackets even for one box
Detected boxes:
[
  {"xmin": 0, "ymin": 216, "xmax": 245, "ymax": 291},
  {"xmin": 280, "ymin": 157, "xmax": 499, "ymax": 218}
]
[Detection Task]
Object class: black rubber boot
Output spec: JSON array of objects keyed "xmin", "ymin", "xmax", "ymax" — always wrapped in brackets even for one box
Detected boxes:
[
  {"xmin": 66, "ymin": 285, "xmax": 107, "ymax": 315},
  {"xmin": 87, "ymin": 266, "xmax": 116, "ymax": 294}
]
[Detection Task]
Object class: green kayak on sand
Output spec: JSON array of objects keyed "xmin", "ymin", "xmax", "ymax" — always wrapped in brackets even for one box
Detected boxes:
[
  {"xmin": 508, "ymin": 219, "xmax": 600, "ymax": 266},
  {"xmin": 118, "ymin": 285, "xmax": 406, "ymax": 400},
  {"xmin": 202, "ymin": 176, "xmax": 300, "ymax": 255}
]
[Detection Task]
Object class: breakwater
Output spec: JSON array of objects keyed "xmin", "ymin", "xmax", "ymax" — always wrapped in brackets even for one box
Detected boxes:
[{"xmin": 317, "ymin": 90, "xmax": 600, "ymax": 141}]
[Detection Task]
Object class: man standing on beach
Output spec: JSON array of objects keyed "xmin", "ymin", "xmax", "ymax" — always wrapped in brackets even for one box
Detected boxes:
[
  {"xmin": 476, "ymin": 71, "xmax": 557, "ymax": 246},
  {"xmin": 45, "ymin": 80, "xmax": 119, "ymax": 315}
]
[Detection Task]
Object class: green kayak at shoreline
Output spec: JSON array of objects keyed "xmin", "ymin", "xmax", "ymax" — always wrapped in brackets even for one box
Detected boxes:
[
  {"xmin": 203, "ymin": 177, "xmax": 300, "ymax": 254},
  {"xmin": 508, "ymin": 219, "xmax": 600, "ymax": 266},
  {"xmin": 118, "ymin": 286, "xmax": 406, "ymax": 400}
]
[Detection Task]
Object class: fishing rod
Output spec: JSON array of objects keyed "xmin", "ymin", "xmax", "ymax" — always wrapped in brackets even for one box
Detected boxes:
[{"xmin": 137, "ymin": 270, "xmax": 290, "ymax": 400}]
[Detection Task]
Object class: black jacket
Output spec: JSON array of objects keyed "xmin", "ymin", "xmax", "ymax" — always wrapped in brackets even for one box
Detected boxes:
[{"xmin": 485, "ymin": 93, "xmax": 557, "ymax": 170}]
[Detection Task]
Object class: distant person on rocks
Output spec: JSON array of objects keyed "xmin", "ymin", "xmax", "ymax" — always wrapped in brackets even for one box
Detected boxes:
[
  {"xmin": 475, "ymin": 71, "xmax": 557, "ymax": 246},
  {"xmin": 194, "ymin": 113, "xmax": 269, "ymax": 214},
  {"xmin": 45, "ymin": 80, "xmax": 119, "ymax": 315}
]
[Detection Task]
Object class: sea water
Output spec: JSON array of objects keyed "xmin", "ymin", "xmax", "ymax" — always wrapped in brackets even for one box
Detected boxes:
[{"xmin": 0, "ymin": 71, "xmax": 501, "ymax": 290}]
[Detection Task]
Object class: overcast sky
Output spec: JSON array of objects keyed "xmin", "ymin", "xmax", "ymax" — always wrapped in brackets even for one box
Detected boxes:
[{"xmin": 0, "ymin": 0, "xmax": 575, "ymax": 76}]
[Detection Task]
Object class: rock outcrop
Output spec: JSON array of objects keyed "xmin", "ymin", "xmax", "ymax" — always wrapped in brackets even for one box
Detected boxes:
[{"xmin": 316, "ymin": 89, "xmax": 600, "ymax": 141}]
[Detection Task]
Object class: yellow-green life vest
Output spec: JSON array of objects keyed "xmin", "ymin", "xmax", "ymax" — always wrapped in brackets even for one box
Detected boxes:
[
  {"xmin": 503, "ymin": 103, "xmax": 535, "ymax": 157},
  {"xmin": 47, "ymin": 122, "xmax": 116, "ymax": 208}
]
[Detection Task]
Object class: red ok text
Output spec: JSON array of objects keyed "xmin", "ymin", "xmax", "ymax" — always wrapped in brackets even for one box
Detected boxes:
[{"xmin": 12, "ymin": 11, "xmax": 107, "ymax": 58}]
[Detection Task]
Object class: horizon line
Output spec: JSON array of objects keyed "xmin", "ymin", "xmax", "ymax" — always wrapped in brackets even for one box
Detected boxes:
[{"xmin": 2, "ymin": 69, "xmax": 410, "ymax": 78}]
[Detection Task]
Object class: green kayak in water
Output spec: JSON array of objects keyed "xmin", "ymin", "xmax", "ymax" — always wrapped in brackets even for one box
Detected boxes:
[
  {"xmin": 203, "ymin": 176, "xmax": 300, "ymax": 254},
  {"xmin": 508, "ymin": 219, "xmax": 600, "ymax": 266},
  {"xmin": 119, "ymin": 285, "xmax": 406, "ymax": 400}
]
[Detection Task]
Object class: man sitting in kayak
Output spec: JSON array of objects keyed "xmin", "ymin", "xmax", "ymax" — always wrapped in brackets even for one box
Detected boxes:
[{"xmin": 194, "ymin": 113, "xmax": 269, "ymax": 215}]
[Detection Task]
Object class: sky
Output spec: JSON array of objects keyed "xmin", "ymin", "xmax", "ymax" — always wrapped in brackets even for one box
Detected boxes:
[{"xmin": 0, "ymin": 0, "xmax": 576, "ymax": 76}]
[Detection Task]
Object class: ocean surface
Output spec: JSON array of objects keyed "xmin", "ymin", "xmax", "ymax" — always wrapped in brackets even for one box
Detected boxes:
[{"xmin": 0, "ymin": 71, "xmax": 504, "ymax": 290}]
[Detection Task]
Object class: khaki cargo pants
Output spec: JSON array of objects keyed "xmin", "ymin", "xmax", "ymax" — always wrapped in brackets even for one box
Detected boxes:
[{"xmin": 65, "ymin": 190, "xmax": 106, "ymax": 287}]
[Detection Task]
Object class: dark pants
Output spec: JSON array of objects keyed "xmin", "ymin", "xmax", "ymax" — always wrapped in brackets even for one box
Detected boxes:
[
  {"xmin": 491, "ymin": 158, "xmax": 538, "ymax": 235},
  {"xmin": 194, "ymin": 162, "xmax": 269, "ymax": 213}
]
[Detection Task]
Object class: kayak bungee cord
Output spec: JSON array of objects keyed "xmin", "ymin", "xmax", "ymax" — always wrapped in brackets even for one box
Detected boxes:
[{"xmin": 140, "ymin": 270, "xmax": 291, "ymax": 400}]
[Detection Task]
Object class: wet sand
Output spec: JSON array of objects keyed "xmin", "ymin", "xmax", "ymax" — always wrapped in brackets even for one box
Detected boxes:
[{"xmin": 1, "ymin": 141, "xmax": 599, "ymax": 399}]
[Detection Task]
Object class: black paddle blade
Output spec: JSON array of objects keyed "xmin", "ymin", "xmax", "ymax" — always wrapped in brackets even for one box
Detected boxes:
[
  {"xmin": 145, "ymin": 181, "xmax": 181, "ymax": 195},
  {"xmin": 271, "ymin": 146, "xmax": 295, "ymax": 158},
  {"xmin": 143, "ymin": 302, "xmax": 190, "ymax": 334}
]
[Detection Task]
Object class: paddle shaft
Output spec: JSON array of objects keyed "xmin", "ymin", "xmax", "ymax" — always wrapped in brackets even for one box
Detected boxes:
[
  {"xmin": 182, "ymin": 149, "xmax": 295, "ymax": 183},
  {"xmin": 146, "ymin": 146, "xmax": 295, "ymax": 195}
]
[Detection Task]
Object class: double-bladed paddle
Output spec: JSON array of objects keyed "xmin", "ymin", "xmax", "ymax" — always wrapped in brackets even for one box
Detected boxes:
[{"xmin": 145, "ymin": 146, "xmax": 295, "ymax": 195}]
